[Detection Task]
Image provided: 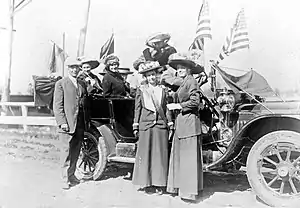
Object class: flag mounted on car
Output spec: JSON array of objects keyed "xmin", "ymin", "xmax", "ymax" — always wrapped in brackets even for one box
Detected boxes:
[
  {"xmin": 99, "ymin": 33, "xmax": 114, "ymax": 60},
  {"xmin": 217, "ymin": 8, "xmax": 250, "ymax": 63},
  {"xmin": 189, "ymin": 0, "xmax": 212, "ymax": 51}
]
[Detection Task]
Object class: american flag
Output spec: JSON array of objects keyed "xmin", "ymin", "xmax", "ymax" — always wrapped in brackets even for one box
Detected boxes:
[
  {"xmin": 99, "ymin": 33, "xmax": 114, "ymax": 60},
  {"xmin": 218, "ymin": 8, "xmax": 250, "ymax": 62},
  {"xmin": 189, "ymin": 0, "xmax": 212, "ymax": 51}
]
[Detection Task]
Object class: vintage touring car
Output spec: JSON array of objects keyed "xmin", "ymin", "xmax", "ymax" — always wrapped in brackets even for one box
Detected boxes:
[{"xmin": 34, "ymin": 62, "xmax": 300, "ymax": 207}]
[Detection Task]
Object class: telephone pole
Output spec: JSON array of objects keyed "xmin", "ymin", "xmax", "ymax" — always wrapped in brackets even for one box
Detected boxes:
[
  {"xmin": 1, "ymin": 0, "xmax": 15, "ymax": 108},
  {"xmin": 1, "ymin": 0, "xmax": 32, "ymax": 115}
]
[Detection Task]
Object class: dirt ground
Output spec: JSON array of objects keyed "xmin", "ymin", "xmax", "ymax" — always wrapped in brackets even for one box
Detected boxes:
[{"xmin": 0, "ymin": 128, "xmax": 272, "ymax": 208}]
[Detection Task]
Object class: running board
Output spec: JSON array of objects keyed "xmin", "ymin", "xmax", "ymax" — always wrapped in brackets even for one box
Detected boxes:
[{"xmin": 108, "ymin": 156, "xmax": 135, "ymax": 163}]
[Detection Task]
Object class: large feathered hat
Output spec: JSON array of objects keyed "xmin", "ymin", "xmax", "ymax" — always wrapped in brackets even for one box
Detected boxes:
[
  {"xmin": 168, "ymin": 51, "xmax": 205, "ymax": 74},
  {"xmin": 80, "ymin": 57, "xmax": 100, "ymax": 70},
  {"xmin": 138, "ymin": 61, "xmax": 164, "ymax": 74},
  {"xmin": 146, "ymin": 32, "xmax": 171, "ymax": 48}
]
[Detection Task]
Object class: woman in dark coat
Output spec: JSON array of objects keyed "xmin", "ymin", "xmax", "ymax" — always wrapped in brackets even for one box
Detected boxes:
[
  {"xmin": 132, "ymin": 61, "xmax": 174, "ymax": 194},
  {"xmin": 166, "ymin": 58, "xmax": 203, "ymax": 201},
  {"xmin": 102, "ymin": 55, "xmax": 130, "ymax": 97}
]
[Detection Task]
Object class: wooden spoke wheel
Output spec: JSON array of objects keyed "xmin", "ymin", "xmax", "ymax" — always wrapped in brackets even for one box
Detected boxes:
[
  {"xmin": 247, "ymin": 130, "xmax": 300, "ymax": 207},
  {"xmin": 76, "ymin": 128, "xmax": 107, "ymax": 180}
]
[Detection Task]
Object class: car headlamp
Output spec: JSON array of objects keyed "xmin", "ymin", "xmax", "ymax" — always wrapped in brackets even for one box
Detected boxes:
[
  {"xmin": 220, "ymin": 127, "xmax": 233, "ymax": 145},
  {"xmin": 217, "ymin": 89, "xmax": 236, "ymax": 112}
]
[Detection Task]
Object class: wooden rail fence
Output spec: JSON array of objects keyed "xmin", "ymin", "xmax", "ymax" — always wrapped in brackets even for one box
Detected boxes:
[{"xmin": 0, "ymin": 102, "xmax": 56, "ymax": 131}]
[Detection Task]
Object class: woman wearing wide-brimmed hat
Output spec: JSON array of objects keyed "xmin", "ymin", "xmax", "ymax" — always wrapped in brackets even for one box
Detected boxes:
[
  {"xmin": 166, "ymin": 57, "xmax": 204, "ymax": 201},
  {"xmin": 77, "ymin": 57, "xmax": 102, "ymax": 93},
  {"xmin": 133, "ymin": 32, "xmax": 177, "ymax": 73},
  {"xmin": 102, "ymin": 55, "xmax": 130, "ymax": 97},
  {"xmin": 132, "ymin": 61, "xmax": 174, "ymax": 195},
  {"xmin": 117, "ymin": 67, "xmax": 137, "ymax": 97},
  {"xmin": 117, "ymin": 67, "xmax": 133, "ymax": 81}
]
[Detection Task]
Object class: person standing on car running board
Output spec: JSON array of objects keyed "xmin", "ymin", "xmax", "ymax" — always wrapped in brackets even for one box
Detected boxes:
[{"xmin": 53, "ymin": 57, "xmax": 90, "ymax": 190}]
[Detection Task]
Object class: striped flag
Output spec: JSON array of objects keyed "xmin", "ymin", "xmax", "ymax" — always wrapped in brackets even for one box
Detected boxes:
[
  {"xmin": 217, "ymin": 8, "xmax": 250, "ymax": 63},
  {"xmin": 189, "ymin": 0, "xmax": 212, "ymax": 50},
  {"xmin": 99, "ymin": 33, "xmax": 114, "ymax": 60}
]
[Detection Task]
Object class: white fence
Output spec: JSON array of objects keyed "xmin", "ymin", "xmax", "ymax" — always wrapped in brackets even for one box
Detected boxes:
[{"xmin": 0, "ymin": 102, "xmax": 56, "ymax": 131}]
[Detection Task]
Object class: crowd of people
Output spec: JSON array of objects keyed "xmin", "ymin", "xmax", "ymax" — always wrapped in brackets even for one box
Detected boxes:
[{"xmin": 53, "ymin": 32, "xmax": 208, "ymax": 202}]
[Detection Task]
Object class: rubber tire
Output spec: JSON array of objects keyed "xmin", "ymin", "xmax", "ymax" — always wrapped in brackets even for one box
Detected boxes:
[
  {"xmin": 92, "ymin": 129, "xmax": 108, "ymax": 181},
  {"xmin": 246, "ymin": 130, "xmax": 300, "ymax": 207},
  {"xmin": 77, "ymin": 128, "xmax": 108, "ymax": 181}
]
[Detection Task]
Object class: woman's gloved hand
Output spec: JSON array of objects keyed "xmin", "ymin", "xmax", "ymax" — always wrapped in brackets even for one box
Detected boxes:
[{"xmin": 133, "ymin": 130, "xmax": 139, "ymax": 138}]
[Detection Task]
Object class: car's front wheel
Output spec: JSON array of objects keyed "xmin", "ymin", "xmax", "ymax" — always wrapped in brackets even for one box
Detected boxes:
[
  {"xmin": 247, "ymin": 130, "xmax": 300, "ymax": 207},
  {"xmin": 76, "ymin": 128, "xmax": 108, "ymax": 180}
]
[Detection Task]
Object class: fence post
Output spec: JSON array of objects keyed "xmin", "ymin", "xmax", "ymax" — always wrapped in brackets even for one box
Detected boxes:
[{"xmin": 21, "ymin": 105, "xmax": 28, "ymax": 131}]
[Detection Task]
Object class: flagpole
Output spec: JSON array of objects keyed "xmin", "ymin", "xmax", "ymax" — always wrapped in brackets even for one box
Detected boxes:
[
  {"xmin": 1, "ymin": 0, "xmax": 15, "ymax": 111},
  {"xmin": 62, "ymin": 32, "xmax": 65, "ymax": 77},
  {"xmin": 77, "ymin": 0, "xmax": 91, "ymax": 58},
  {"xmin": 112, "ymin": 28, "xmax": 114, "ymax": 55},
  {"xmin": 1, "ymin": 0, "xmax": 31, "ymax": 115}
]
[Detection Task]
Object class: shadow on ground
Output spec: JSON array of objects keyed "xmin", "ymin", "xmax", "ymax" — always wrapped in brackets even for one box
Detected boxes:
[
  {"xmin": 198, "ymin": 170, "xmax": 250, "ymax": 202},
  {"xmin": 100, "ymin": 162, "xmax": 134, "ymax": 181},
  {"xmin": 98, "ymin": 162, "xmax": 251, "ymax": 203}
]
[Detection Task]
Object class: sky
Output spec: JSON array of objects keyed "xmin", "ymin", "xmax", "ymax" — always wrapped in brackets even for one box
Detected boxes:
[{"xmin": 0, "ymin": 0, "xmax": 300, "ymax": 94}]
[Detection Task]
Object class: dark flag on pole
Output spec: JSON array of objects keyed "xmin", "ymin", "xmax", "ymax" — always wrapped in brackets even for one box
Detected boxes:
[
  {"xmin": 49, "ymin": 44, "xmax": 57, "ymax": 73},
  {"xmin": 213, "ymin": 64, "xmax": 275, "ymax": 97},
  {"xmin": 48, "ymin": 43, "xmax": 68, "ymax": 74},
  {"xmin": 99, "ymin": 33, "xmax": 114, "ymax": 60}
]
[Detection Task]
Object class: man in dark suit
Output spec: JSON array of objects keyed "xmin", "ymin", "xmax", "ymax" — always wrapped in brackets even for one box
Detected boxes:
[{"xmin": 53, "ymin": 57, "xmax": 90, "ymax": 190}]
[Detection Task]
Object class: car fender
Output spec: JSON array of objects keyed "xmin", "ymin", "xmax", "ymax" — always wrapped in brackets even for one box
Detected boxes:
[
  {"xmin": 206, "ymin": 114, "xmax": 300, "ymax": 170},
  {"xmin": 96, "ymin": 124, "xmax": 117, "ymax": 156}
]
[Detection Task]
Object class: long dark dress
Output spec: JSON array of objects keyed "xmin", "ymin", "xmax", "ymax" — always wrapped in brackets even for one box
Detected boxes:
[
  {"xmin": 167, "ymin": 75, "xmax": 203, "ymax": 200},
  {"xmin": 132, "ymin": 85, "xmax": 172, "ymax": 187}
]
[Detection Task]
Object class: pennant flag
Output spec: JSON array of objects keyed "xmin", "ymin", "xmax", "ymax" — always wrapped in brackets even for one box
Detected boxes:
[
  {"xmin": 56, "ymin": 44, "xmax": 68, "ymax": 63},
  {"xmin": 49, "ymin": 44, "xmax": 56, "ymax": 73},
  {"xmin": 99, "ymin": 33, "xmax": 114, "ymax": 60},
  {"xmin": 189, "ymin": 0, "xmax": 212, "ymax": 50},
  {"xmin": 49, "ymin": 43, "xmax": 68, "ymax": 74},
  {"xmin": 217, "ymin": 8, "xmax": 250, "ymax": 63}
]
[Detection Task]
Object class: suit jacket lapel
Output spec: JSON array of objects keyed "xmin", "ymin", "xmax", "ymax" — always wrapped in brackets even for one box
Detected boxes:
[
  {"xmin": 67, "ymin": 77, "xmax": 79, "ymax": 96},
  {"xmin": 78, "ymin": 81, "xmax": 85, "ymax": 97}
]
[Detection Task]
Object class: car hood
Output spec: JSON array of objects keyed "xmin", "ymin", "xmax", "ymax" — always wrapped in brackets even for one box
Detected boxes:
[{"xmin": 245, "ymin": 100, "xmax": 300, "ymax": 116}]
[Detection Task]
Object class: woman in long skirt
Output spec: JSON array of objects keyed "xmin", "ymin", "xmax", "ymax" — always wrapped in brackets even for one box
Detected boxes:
[
  {"xmin": 166, "ymin": 58, "xmax": 204, "ymax": 201},
  {"xmin": 132, "ymin": 61, "xmax": 173, "ymax": 194}
]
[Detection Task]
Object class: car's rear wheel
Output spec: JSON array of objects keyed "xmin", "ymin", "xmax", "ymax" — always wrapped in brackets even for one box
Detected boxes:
[
  {"xmin": 76, "ymin": 128, "xmax": 108, "ymax": 180},
  {"xmin": 246, "ymin": 130, "xmax": 300, "ymax": 207}
]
